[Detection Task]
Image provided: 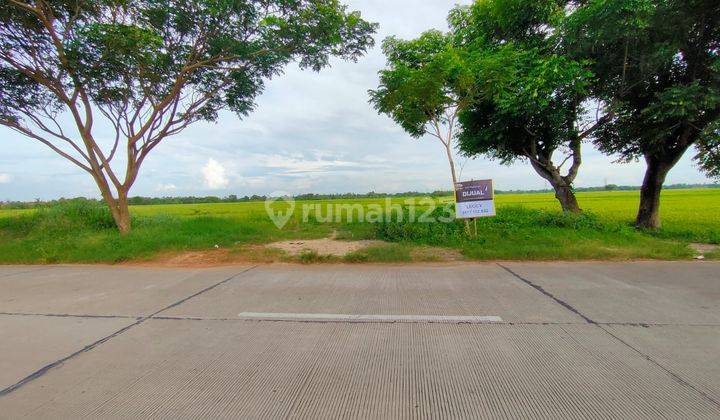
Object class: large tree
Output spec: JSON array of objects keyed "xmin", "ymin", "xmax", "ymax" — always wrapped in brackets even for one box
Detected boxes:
[
  {"xmin": 0, "ymin": 0, "xmax": 376, "ymax": 233},
  {"xmin": 696, "ymin": 121, "xmax": 720, "ymax": 179},
  {"xmin": 368, "ymin": 30, "xmax": 478, "ymax": 188},
  {"xmin": 452, "ymin": 0, "xmax": 600, "ymax": 213},
  {"xmin": 563, "ymin": 0, "xmax": 720, "ymax": 228},
  {"xmin": 457, "ymin": 46, "xmax": 595, "ymax": 213}
]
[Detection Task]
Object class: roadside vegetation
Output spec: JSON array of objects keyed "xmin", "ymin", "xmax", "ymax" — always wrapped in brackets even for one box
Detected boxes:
[{"xmin": 1, "ymin": 189, "xmax": 717, "ymax": 264}]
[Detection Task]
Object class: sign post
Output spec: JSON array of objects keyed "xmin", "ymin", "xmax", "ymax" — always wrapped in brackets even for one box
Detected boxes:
[{"xmin": 454, "ymin": 180, "xmax": 495, "ymax": 238}]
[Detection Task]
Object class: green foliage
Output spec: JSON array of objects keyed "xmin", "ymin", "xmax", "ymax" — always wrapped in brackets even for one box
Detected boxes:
[
  {"xmin": 377, "ymin": 206, "xmax": 629, "ymax": 244},
  {"xmin": 563, "ymin": 0, "xmax": 720, "ymax": 166},
  {"xmin": 454, "ymin": 0, "xmax": 565, "ymax": 48},
  {"xmin": 0, "ymin": 0, "xmax": 377, "ymax": 123},
  {"xmin": 344, "ymin": 244, "xmax": 413, "ymax": 263},
  {"xmin": 696, "ymin": 121, "xmax": 720, "ymax": 179},
  {"xmin": 458, "ymin": 44, "xmax": 592, "ymax": 163},
  {"xmin": 0, "ymin": 0, "xmax": 377, "ymax": 233},
  {"xmin": 376, "ymin": 205, "xmax": 690, "ymax": 260},
  {"xmin": 368, "ymin": 31, "xmax": 477, "ymax": 137},
  {"xmin": 298, "ymin": 250, "xmax": 334, "ymax": 264},
  {"xmin": 450, "ymin": 0, "xmax": 593, "ymax": 211}
]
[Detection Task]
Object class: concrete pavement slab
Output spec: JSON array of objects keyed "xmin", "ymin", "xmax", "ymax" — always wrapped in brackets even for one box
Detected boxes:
[
  {"xmin": 502, "ymin": 261, "xmax": 720, "ymax": 324},
  {"xmin": 162, "ymin": 264, "xmax": 583, "ymax": 323},
  {"xmin": 0, "ymin": 265, "xmax": 250, "ymax": 317},
  {"xmin": 0, "ymin": 266, "xmax": 50, "ymax": 279},
  {"xmin": 603, "ymin": 325, "xmax": 720, "ymax": 402},
  {"xmin": 1, "ymin": 319, "xmax": 718, "ymax": 419},
  {"xmin": 0, "ymin": 315, "xmax": 134, "ymax": 390}
]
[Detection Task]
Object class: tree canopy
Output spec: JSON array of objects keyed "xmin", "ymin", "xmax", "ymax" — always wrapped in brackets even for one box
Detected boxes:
[
  {"xmin": 453, "ymin": 0, "xmax": 596, "ymax": 213},
  {"xmin": 369, "ymin": 30, "xmax": 479, "ymax": 187},
  {"xmin": 561, "ymin": 0, "xmax": 720, "ymax": 227},
  {"xmin": 0, "ymin": 0, "xmax": 376, "ymax": 232}
]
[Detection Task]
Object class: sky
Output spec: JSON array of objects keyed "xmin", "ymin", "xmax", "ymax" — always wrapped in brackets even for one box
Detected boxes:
[{"xmin": 0, "ymin": 0, "xmax": 714, "ymax": 201}]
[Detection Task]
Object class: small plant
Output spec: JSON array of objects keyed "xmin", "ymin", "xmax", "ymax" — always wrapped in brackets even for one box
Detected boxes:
[{"xmin": 298, "ymin": 250, "xmax": 334, "ymax": 264}]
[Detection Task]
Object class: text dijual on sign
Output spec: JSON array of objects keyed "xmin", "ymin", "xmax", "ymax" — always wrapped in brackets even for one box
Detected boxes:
[{"xmin": 454, "ymin": 179, "xmax": 496, "ymax": 219}]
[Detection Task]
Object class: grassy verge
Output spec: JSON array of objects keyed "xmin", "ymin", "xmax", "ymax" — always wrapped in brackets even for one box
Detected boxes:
[
  {"xmin": 0, "ymin": 200, "xmax": 333, "ymax": 264},
  {"xmin": 0, "ymin": 190, "xmax": 720, "ymax": 264},
  {"xmin": 376, "ymin": 207, "xmax": 692, "ymax": 261},
  {"xmin": 0, "ymin": 197, "xmax": 704, "ymax": 264},
  {"xmin": 704, "ymin": 249, "xmax": 720, "ymax": 260}
]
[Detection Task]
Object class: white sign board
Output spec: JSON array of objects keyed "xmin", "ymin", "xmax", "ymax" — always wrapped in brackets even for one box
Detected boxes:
[{"xmin": 454, "ymin": 179, "xmax": 496, "ymax": 219}]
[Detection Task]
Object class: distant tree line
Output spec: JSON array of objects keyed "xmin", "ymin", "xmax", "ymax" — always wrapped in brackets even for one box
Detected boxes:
[{"xmin": 2, "ymin": 184, "xmax": 717, "ymax": 210}]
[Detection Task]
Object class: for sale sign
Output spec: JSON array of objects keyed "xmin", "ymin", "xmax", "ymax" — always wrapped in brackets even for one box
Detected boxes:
[{"xmin": 454, "ymin": 179, "xmax": 496, "ymax": 219}]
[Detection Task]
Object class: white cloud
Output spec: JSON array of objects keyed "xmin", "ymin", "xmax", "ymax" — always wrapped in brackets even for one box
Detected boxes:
[
  {"xmin": 156, "ymin": 183, "xmax": 177, "ymax": 192},
  {"xmin": 202, "ymin": 158, "xmax": 229, "ymax": 189},
  {"xmin": 0, "ymin": 173, "xmax": 11, "ymax": 184},
  {"xmin": 259, "ymin": 154, "xmax": 361, "ymax": 174}
]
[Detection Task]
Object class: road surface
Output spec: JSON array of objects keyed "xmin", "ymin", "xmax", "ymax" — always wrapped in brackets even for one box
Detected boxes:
[{"xmin": 0, "ymin": 262, "xmax": 718, "ymax": 418}]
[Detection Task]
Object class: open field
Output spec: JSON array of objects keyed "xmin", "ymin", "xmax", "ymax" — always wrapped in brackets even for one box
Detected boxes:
[{"xmin": 0, "ymin": 189, "xmax": 718, "ymax": 264}]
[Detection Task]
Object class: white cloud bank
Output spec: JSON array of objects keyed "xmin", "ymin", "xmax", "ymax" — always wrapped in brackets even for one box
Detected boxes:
[
  {"xmin": 202, "ymin": 159, "xmax": 229, "ymax": 189},
  {"xmin": 156, "ymin": 183, "xmax": 177, "ymax": 192},
  {"xmin": 0, "ymin": 173, "xmax": 11, "ymax": 184}
]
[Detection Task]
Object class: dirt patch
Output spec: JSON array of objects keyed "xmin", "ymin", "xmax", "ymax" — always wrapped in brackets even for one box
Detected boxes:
[
  {"xmin": 267, "ymin": 238, "xmax": 385, "ymax": 257},
  {"xmin": 689, "ymin": 243, "xmax": 718, "ymax": 254},
  {"xmin": 126, "ymin": 239, "xmax": 464, "ymax": 267},
  {"xmin": 132, "ymin": 246, "xmax": 283, "ymax": 267}
]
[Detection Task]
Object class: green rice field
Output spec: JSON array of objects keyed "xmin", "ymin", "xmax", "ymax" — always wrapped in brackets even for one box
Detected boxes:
[{"xmin": 0, "ymin": 189, "xmax": 718, "ymax": 264}]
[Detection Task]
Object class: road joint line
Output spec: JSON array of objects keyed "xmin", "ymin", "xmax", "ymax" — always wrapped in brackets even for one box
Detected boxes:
[
  {"xmin": 497, "ymin": 263, "xmax": 720, "ymax": 409},
  {"xmin": 0, "ymin": 265, "xmax": 259, "ymax": 398}
]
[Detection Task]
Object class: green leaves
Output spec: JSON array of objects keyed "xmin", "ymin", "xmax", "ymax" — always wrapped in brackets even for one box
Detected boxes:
[
  {"xmin": 696, "ymin": 121, "xmax": 720, "ymax": 179},
  {"xmin": 456, "ymin": 13, "xmax": 592, "ymax": 166},
  {"xmin": 369, "ymin": 31, "xmax": 478, "ymax": 138},
  {"xmin": 65, "ymin": 23, "xmax": 166, "ymax": 103},
  {"xmin": 563, "ymin": 0, "xmax": 720, "ymax": 169},
  {"xmin": 1, "ymin": 0, "xmax": 377, "ymax": 121},
  {"xmin": 453, "ymin": 0, "xmax": 565, "ymax": 48}
]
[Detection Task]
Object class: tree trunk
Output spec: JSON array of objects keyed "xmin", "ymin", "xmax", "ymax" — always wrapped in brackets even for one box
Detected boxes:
[
  {"xmin": 551, "ymin": 182, "xmax": 582, "ymax": 214},
  {"xmin": 95, "ymin": 179, "xmax": 132, "ymax": 234},
  {"xmin": 445, "ymin": 143, "xmax": 458, "ymax": 186},
  {"xmin": 444, "ymin": 140, "xmax": 472, "ymax": 232},
  {"xmin": 636, "ymin": 157, "xmax": 670, "ymax": 229},
  {"xmin": 528, "ymin": 160, "xmax": 582, "ymax": 213},
  {"xmin": 636, "ymin": 135, "xmax": 694, "ymax": 230},
  {"xmin": 111, "ymin": 193, "xmax": 132, "ymax": 235}
]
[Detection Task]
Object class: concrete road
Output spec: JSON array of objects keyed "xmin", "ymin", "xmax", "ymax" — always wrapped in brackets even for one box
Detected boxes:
[{"xmin": 0, "ymin": 262, "xmax": 718, "ymax": 419}]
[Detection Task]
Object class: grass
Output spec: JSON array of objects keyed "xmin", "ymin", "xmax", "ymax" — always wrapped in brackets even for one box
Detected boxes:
[
  {"xmin": 376, "ymin": 206, "xmax": 692, "ymax": 260},
  {"xmin": 344, "ymin": 244, "xmax": 414, "ymax": 263},
  {"xmin": 0, "ymin": 189, "xmax": 717, "ymax": 264}
]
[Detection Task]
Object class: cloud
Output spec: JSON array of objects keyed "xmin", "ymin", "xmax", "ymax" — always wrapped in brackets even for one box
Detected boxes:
[
  {"xmin": 0, "ymin": 173, "xmax": 11, "ymax": 184},
  {"xmin": 156, "ymin": 183, "xmax": 177, "ymax": 192},
  {"xmin": 258, "ymin": 154, "xmax": 364, "ymax": 175},
  {"xmin": 202, "ymin": 159, "xmax": 229, "ymax": 189}
]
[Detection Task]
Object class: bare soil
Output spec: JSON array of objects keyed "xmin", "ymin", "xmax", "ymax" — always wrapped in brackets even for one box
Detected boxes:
[
  {"xmin": 689, "ymin": 243, "xmax": 719, "ymax": 254},
  {"xmin": 266, "ymin": 238, "xmax": 386, "ymax": 257},
  {"xmin": 128, "ymin": 233, "xmax": 465, "ymax": 267}
]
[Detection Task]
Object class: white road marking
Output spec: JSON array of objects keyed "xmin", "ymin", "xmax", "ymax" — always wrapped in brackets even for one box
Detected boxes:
[{"xmin": 237, "ymin": 312, "xmax": 503, "ymax": 323}]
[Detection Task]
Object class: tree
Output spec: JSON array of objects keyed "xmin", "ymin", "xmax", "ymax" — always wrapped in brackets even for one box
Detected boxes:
[
  {"xmin": 0, "ymin": 0, "xmax": 376, "ymax": 233},
  {"xmin": 452, "ymin": 0, "xmax": 601, "ymax": 213},
  {"xmin": 563, "ymin": 0, "xmax": 720, "ymax": 228},
  {"xmin": 696, "ymin": 121, "xmax": 720, "ymax": 179},
  {"xmin": 368, "ymin": 30, "xmax": 478, "ymax": 188},
  {"xmin": 457, "ymin": 46, "xmax": 595, "ymax": 213}
]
